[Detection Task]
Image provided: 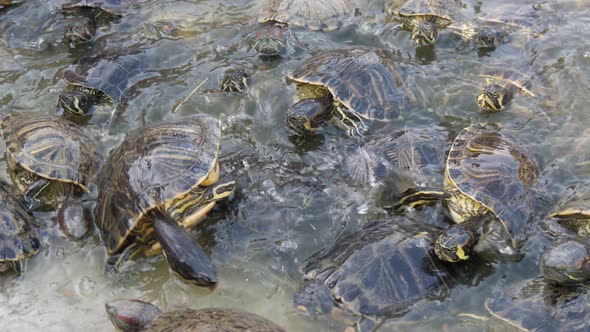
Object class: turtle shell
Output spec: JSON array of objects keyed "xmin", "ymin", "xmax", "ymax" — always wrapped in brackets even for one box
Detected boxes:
[
  {"xmin": 445, "ymin": 123, "xmax": 538, "ymax": 248},
  {"xmin": 0, "ymin": 181, "xmax": 42, "ymax": 265},
  {"xmin": 398, "ymin": 0, "xmax": 461, "ymax": 24},
  {"xmin": 0, "ymin": 0, "xmax": 23, "ymax": 9},
  {"xmin": 145, "ymin": 308, "xmax": 286, "ymax": 331},
  {"xmin": 289, "ymin": 48, "xmax": 418, "ymax": 121},
  {"xmin": 61, "ymin": 0, "xmax": 138, "ymax": 16},
  {"xmin": 97, "ymin": 114, "xmax": 220, "ymax": 254},
  {"xmin": 297, "ymin": 221, "xmax": 451, "ymax": 320},
  {"xmin": 546, "ymin": 189, "xmax": 590, "ymax": 234},
  {"xmin": 63, "ymin": 47, "xmax": 150, "ymax": 103},
  {"xmin": 485, "ymin": 278, "xmax": 590, "ymax": 332},
  {"xmin": 259, "ymin": 0, "xmax": 356, "ymax": 31},
  {"xmin": 1, "ymin": 113, "xmax": 102, "ymax": 192}
]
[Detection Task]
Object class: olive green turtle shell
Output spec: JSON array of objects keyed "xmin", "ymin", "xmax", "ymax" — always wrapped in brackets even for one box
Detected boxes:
[
  {"xmin": 144, "ymin": 308, "xmax": 286, "ymax": 332},
  {"xmin": 97, "ymin": 114, "xmax": 220, "ymax": 254},
  {"xmin": 550, "ymin": 190, "xmax": 590, "ymax": 220},
  {"xmin": 259, "ymin": 0, "xmax": 356, "ymax": 31},
  {"xmin": 446, "ymin": 123, "xmax": 538, "ymax": 247},
  {"xmin": 0, "ymin": 181, "xmax": 42, "ymax": 264},
  {"xmin": 1, "ymin": 113, "xmax": 103, "ymax": 192},
  {"xmin": 61, "ymin": 0, "xmax": 136, "ymax": 16},
  {"xmin": 398, "ymin": 0, "xmax": 461, "ymax": 24},
  {"xmin": 289, "ymin": 48, "xmax": 418, "ymax": 121}
]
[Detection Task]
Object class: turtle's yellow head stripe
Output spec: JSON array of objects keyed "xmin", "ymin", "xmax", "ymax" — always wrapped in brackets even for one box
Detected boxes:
[{"xmin": 456, "ymin": 245, "xmax": 469, "ymax": 260}]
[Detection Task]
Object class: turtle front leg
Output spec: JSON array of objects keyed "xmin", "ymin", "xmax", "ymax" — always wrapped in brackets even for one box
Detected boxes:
[
  {"xmin": 333, "ymin": 102, "xmax": 365, "ymax": 136},
  {"xmin": 22, "ymin": 177, "xmax": 51, "ymax": 210},
  {"xmin": 13, "ymin": 259, "xmax": 26, "ymax": 276},
  {"xmin": 105, "ymin": 242, "xmax": 143, "ymax": 276}
]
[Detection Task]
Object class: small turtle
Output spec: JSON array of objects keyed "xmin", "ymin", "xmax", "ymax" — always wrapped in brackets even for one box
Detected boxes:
[
  {"xmin": 538, "ymin": 188, "xmax": 590, "ymax": 285},
  {"xmin": 390, "ymin": 0, "xmax": 463, "ymax": 45},
  {"xmin": 295, "ymin": 220, "xmax": 465, "ymax": 331},
  {"xmin": 106, "ymin": 299, "xmax": 286, "ymax": 332},
  {"xmin": 219, "ymin": 66, "xmax": 252, "ymax": 93},
  {"xmin": 1, "ymin": 113, "xmax": 101, "ymax": 240},
  {"xmin": 57, "ymin": 46, "xmax": 153, "ymax": 119},
  {"xmin": 392, "ymin": 123, "xmax": 539, "ymax": 263},
  {"xmin": 0, "ymin": 181, "xmax": 43, "ymax": 275},
  {"xmin": 252, "ymin": 0, "xmax": 358, "ymax": 56},
  {"xmin": 286, "ymin": 48, "xmax": 419, "ymax": 136},
  {"xmin": 60, "ymin": 0, "xmax": 136, "ymax": 45},
  {"xmin": 475, "ymin": 67, "xmax": 537, "ymax": 111},
  {"xmin": 96, "ymin": 115, "xmax": 235, "ymax": 286},
  {"xmin": 485, "ymin": 278, "xmax": 590, "ymax": 332}
]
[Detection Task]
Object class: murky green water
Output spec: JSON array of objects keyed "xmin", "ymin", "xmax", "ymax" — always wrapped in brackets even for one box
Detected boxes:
[{"xmin": 1, "ymin": 0, "xmax": 589, "ymax": 331}]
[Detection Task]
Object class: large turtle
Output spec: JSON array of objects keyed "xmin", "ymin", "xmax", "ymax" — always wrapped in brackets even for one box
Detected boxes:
[
  {"xmin": 252, "ymin": 0, "xmax": 358, "ymax": 56},
  {"xmin": 60, "ymin": 0, "xmax": 139, "ymax": 45},
  {"xmin": 96, "ymin": 115, "xmax": 235, "ymax": 287},
  {"xmin": 0, "ymin": 181, "xmax": 43, "ymax": 275},
  {"xmin": 538, "ymin": 188, "xmax": 590, "ymax": 285},
  {"xmin": 57, "ymin": 46, "xmax": 155, "ymax": 119},
  {"xmin": 485, "ymin": 278, "xmax": 590, "ymax": 332},
  {"xmin": 286, "ymin": 48, "xmax": 419, "ymax": 136},
  {"xmin": 106, "ymin": 299, "xmax": 286, "ymax": 332},
  {"xmin": 1, "ymin": 112, "xmax": 102, "ymax": 240},
  {"xmin": 392, "ymin": 123, "xmax": 539, "ymax": 263},
  {"xmin": 294, "ymin": 218, "xmax": 490, "ymax": 332},
  {"xmin": 390, "ymin": 0, "xmax": 463, "ymax": 45}
]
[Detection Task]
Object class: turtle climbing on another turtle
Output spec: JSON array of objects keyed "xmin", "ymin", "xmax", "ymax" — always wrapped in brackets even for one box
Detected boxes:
[
  {"xmin": 286, "ymin": 48, "xmax": 420, "ymax": 136},
  {"xmin": 105, "ymin": 299, "xmax": 286, "ymax": 332},
  {"xmin": 0, "ymin": 181, "xmax": 44, "ymax": 275},
  {"xmin": 0, "ymin": 113, "xmax": 101, "ymax": 240},
  {"xmin": 96, "ymin": 115, "xmax": 235, "ymax": 286},
  {"xmin": 391, "ymin": 123, "xmax": 539, "ymax": 263}
]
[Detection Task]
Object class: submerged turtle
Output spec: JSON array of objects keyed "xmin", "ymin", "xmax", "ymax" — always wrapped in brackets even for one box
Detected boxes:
[
  {"xmin": 97, "ymin": 115, "xmax": 235, "ymax": 286},
  {"xmin": 475, "ymin": 67, "xmax": 537, "ymax": 111},
  {"xmin": 1, "ymin": 113, "xmax": 101, "ymax": 240},
  {"xmin": 252, "ymin": 0, "xmax": 358, "ymax": 56},
  {"xmin": 390, "ymin": 0, "xmax": 463, "ymax": 45},
  {"xmin": 57, "ymin": 46, "xmax": 153, "ymax": 119},
  {"xmin": 538, "ymin": 188, "xmax": 590, "ymax": 285},
  {"xmin": 106, "ymin": 299, "xmax": 286, "ymax": 332},
  {"xmin": 286, "ymin": 48, "xmax": 419, "ymax": 136},
  {"xmin": 392, "ymin": 123, "xmax": 539, "ymax": 263},
  {"xmin": 485, "ymin": 278, "xmax": 590, "ymax": 332},
  {"xmin": 0, "ymin": 0, "xmax": 23, "ymax": 10},
  {"xmin": 295, "ymin": 219, "xmax": 482, "ymax": 331},
  {"xmin": 0, "ymin": 181, "xmax": 43, "ymax": 275},
  {"xmin": 60, "ymin": 0, "xmax": 136, "ymax": 45}
]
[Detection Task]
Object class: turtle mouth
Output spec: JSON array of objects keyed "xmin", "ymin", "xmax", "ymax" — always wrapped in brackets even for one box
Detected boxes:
[
  {"xmin": 285, "ymin": 115, "xmax": 314, "ymax": 136},
  {"xmin": 220, "ymin": 72, "xmax": 250, "ymax": 93},
  {"xmin": 254, "ymin": 38, "xmax": 285, "ymax": 56},
  {"xmin": 253, "ymin": 25, "xmax": 291, "ymax": 56},
  {"xmin": 64, "ymin": 17, "xmax": 96, "ymax": 45},
  {"xmin": 58, "ymin": 92, "xmax": 92, "ymax": 117},
  {"xmin": 411, "ymin": 23, "xmax": 437, "ymax": 46}
]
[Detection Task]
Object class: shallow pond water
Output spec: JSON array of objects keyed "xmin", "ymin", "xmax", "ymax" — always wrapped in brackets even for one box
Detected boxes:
[{"xmin": 1, "ymin": 0, "xmax": 590, "ymax": 331}]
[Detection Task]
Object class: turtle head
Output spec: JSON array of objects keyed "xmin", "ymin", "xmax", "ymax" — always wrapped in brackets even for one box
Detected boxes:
[
  {"xmin": 286, "ymin": 98, "xmax": 333, "ymax": 135},
  {"xmin": 58, "ymin": 91, "xmax": 94, "ymax": 118},
  {"xmin": 411, "ymin": 21, "xmax": 438, "ymax": 46},
  {"xmin": 220, "ymin": 67, "xmax": 251, "ymax": 93},
  {"xmin": 64, "ymin": 17, "xmax": 96, "ymax": 45},
  {"xmin": 540, "ymin": 240, "xmax": 590, "ymax": 285},
  {"xmin": 476, "ymin": 83, "xmax": 513, "ymax": 111},
  {"xmin": 435, "ymin": 225, "xmax": 477, "ymax": 262},
  {"xmin": 253, "ymin": 24, "xmax": 294, "ymax": 56},
  {"xmin": 477, "ymin": 29, "xmax": 508, "ymax": 49},
  {"xmin": 106, "ymin": 299, "xmax": 162, "ymax": 332}
]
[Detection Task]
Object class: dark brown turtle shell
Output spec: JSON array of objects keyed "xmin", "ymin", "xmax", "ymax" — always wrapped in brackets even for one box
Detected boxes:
[
  {"xmin": 97, "ymin": 114, "xmax": 220, "ymax": 255},
  {"xmin": 259, "ymin": 0, "xmax": 356, "ymax": 31}
]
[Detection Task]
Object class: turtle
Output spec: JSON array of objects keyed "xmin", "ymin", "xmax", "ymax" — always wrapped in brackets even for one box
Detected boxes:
[
  {"xmin": 0, "ymin": 112, "xmax": 101, "ymax": 240},
  {"xmin": 485, "ymin": 278, "xmax": 590, "ymax": 332},
  {"xmin": 105, "ymin": 299, "xmax": 286, "ymax": 332},
  {"xmin": 96, "ymin": 115, "xmax": 235, "ymax": 287},
  {"xmin": 389, "ymin": 0, "xmax": 463, "ymax": 46},
  {"xmin": 391, "ymin": 123, "xmax": 539, "ymax": 263},
  {"xmin": 252, "ymin": 0, "xmax": 358, "ymax": 56},
  {"xmin": 537, "ymin": 188, "xmax": 590, "ymax": 285},
  {"xmin": 57, "ymin": 46, "xmax": 154, "ymax": 119},
  {"xmin": 0, "ymin": 0, "xmax": 23, "ymax": 10},
  {"xmin": 60, "ymin": 0, "xmax": 136, "ymax": 45},
  {"xmin": 475, "ymin": 67, "xmax": 537, "ymax": 112},
  {"xmin": 286, "ymin": 48, "xmax": 419, "ymax": 136},
  {"xmin": 294, "ymin": 218, "xmax": 490, "ymax": 332},
  {"xmin": 0, "ymin": 181, "xmax": 43, "ymax": 275}
]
